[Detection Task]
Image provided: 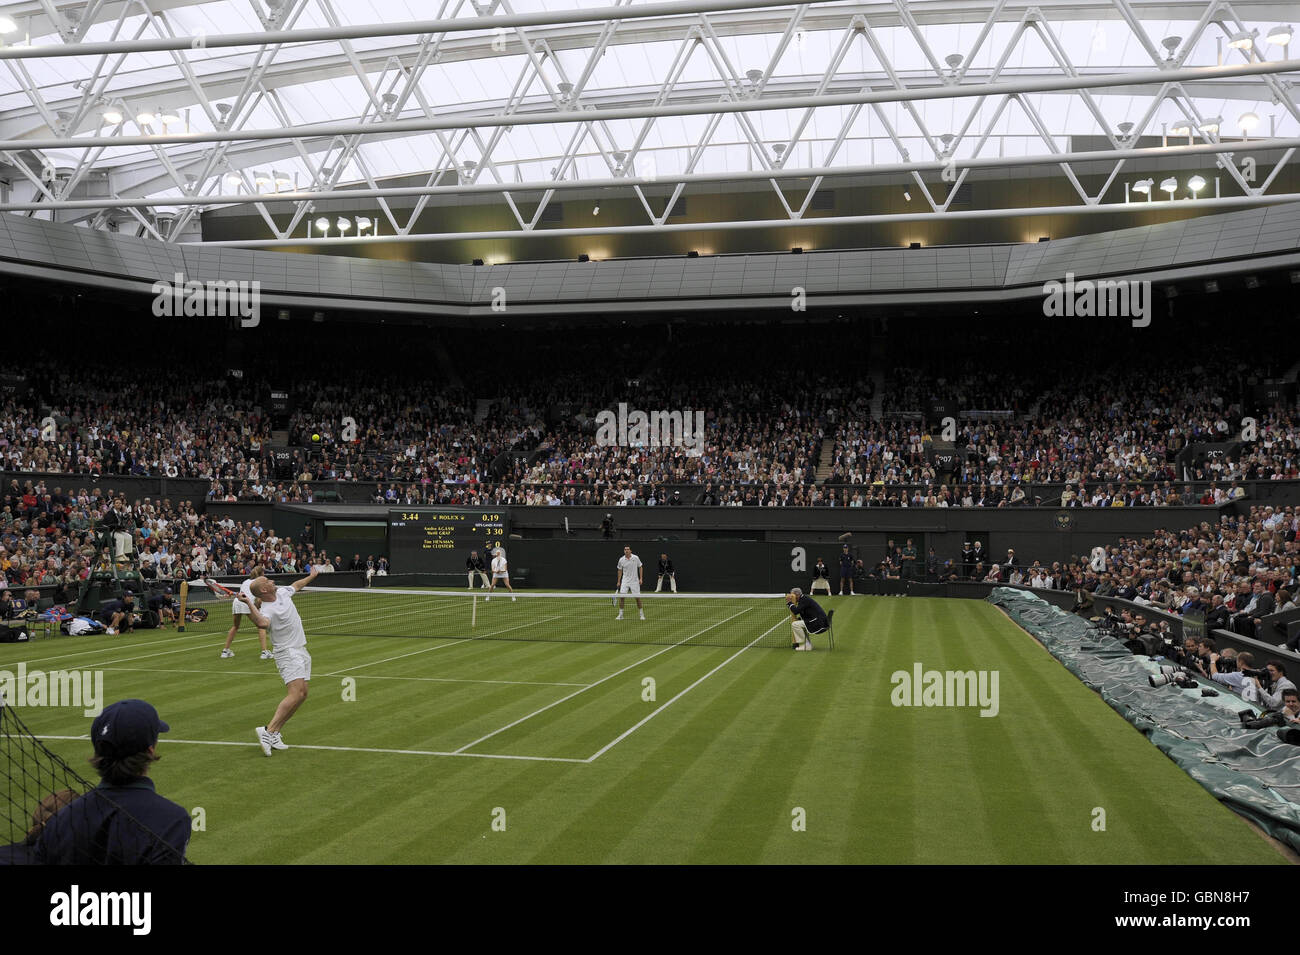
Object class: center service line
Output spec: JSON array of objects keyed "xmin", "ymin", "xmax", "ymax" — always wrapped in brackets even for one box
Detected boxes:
[
  {"xmin": 584, "ymin": 617, "xmax": 787, "ymax": 763},
  {"xmin": 451, "ymin": 608, "xmax": 752, "ymax": 755}
]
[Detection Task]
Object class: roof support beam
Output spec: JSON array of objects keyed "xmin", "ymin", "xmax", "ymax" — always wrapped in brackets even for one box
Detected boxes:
[
  {"xmin": 0, "ymin": 59, "xmax": 1293, "ymax": 153},
  {"xmin": 3, "ymin": 136, "xmax": 1297, "ymax": 212}
]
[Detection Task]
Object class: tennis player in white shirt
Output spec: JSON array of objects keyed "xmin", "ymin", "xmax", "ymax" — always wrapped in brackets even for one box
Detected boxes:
[
  {"xmin": 616, "ymin": 545, "xmax": 645, "ymax": 620},
  {"xmin": 239, "ymin": 565, "xmax": 319, "ymax": 757},
  {"xmin": 219, "ymin": 574, "xmax": 273, "ymax": 660},
  {"xmin": 486, "ymin": 546, "xmax": 516, "ymax": 601}
]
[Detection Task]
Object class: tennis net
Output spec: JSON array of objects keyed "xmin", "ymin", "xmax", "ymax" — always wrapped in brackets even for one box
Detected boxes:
[{"xmin": 180, "ymin": 582, "xmax": 835, "ymax": 650}]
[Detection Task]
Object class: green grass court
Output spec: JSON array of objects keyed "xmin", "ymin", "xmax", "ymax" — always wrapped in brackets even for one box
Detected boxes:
[{"xmin": 3, "ymin": 594, "xmax": 1289, "ymax": 864}]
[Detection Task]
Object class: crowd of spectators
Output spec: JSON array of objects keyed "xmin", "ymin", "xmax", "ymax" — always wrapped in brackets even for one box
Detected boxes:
[
  {"xmin": 2, "ymin": 316, "xmax": 1298, "ymax": 509},
  {"xmin": 0, "ymin": 477, "xmax": 335, "ymax": 596},
  {"xmin": 942, "ymin": 502, "xmax": 1300, "ymax": 712}
]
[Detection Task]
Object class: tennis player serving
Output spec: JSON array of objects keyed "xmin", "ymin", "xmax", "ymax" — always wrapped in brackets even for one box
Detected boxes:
[{"xmin": 238, "ymin": 565, "xmax": 319, "ymax": 757}]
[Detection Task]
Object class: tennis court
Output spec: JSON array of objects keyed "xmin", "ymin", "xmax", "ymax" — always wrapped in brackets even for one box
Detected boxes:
[{"xmin": 2, "ymin": 595, "xmax": 1290, "ymax": 864}]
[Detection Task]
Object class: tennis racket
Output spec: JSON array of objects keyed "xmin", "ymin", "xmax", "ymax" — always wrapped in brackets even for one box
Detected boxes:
[{"xmin": 203, "ymin": 578, "xmax": 237, "ymax": 599}]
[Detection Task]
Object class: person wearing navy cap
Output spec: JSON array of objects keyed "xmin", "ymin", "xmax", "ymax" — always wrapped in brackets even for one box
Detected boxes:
[{"xmin": 35, "ymin": 699, "xmax": 191, "ymax": 864}]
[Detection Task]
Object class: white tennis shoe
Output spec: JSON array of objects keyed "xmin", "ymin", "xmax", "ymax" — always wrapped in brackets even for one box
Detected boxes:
[{"xmin": 255, "ymin": 726, "xmax": 274, "ymax": 757}]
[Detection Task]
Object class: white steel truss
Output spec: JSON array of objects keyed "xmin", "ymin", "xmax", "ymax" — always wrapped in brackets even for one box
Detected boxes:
[{"xmin": 0, "ymin": 0, "xmax": 1292, "ymax": 243}]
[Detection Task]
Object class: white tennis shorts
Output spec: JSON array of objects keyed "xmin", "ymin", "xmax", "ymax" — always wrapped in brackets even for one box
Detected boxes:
[
  {"xmin": 492, "ymin": 572, "xmax": 509, "ymax": 580},
  {"xmin": 275, "ymin": 646, "xmax": 312, "ymax": 684},
  {"xmin": 232, "ymin": 598, "xmax": 251, "ymax": 616},
  {"xmin": 619, "ymin": 580, "xmax": 641, "ymax": 596}
]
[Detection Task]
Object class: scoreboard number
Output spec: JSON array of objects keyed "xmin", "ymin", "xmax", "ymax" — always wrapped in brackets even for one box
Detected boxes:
[{"xmin": 388, "ymin": 509, "xmax": 511, "ymax": 573}]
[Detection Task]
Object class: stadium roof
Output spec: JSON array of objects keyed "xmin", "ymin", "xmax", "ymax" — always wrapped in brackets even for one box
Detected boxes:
[{"xmin": 0, "ymin": 0, "xmax": 1295, "ymax": 247}]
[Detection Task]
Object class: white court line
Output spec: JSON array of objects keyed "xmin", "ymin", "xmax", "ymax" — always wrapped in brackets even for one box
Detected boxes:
[
  {"xmin": 67, "ymin": 641, "xmax": 239, "ymax": 669},
  {"xmin": 95, "ymin": 665, "xmax": 590, "ymax": 687},
  {"xmin": 584, "ymin": 617, "xmax": 786, "ymax": 763},
  {"xmin": 34, "ymin": 734, "xmax": 586, "ymax": 764},
  {"xmin": 298, "ymin": 592, "xmax": 467, "ymax": 633},
  {"xmin": 7, "ymin": 629, "xmax": 214, "ymax": 666},
  {"xmin": 322, "ymin": 615, "xmax": 565, "ymax": 676},
  {"xmin": 452, "ymin": 608, "xmax": 752, "ymax": 755}
]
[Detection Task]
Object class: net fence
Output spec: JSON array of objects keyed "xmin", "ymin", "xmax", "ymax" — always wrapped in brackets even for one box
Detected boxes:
[
  {"xmin": 182, "ymin": 582, "xmax": 835, "ymax": 650},
  {"xmin": 0, "ymin": 696, "xmax": 189, "ymax": 864}
]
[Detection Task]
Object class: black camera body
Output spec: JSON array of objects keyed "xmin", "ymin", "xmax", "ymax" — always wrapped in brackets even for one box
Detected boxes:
[{"xmin": 1240, "ymin": 710, "xmax": 1286, "ymax": 730}]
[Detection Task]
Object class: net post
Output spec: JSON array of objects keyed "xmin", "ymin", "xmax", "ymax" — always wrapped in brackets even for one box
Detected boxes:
[
  {"xmin": 178, "ymin": 580, "xmax": 188, "ymax": 632},
  {"xmin": 471, "ymin": 593, "xmax": 477, "ymax": 629}
]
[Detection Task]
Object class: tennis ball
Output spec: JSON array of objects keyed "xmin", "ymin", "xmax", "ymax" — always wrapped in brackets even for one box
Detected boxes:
[{"xmin": 312, "ymin": 433, "xmax": 320, "ymax": 442}]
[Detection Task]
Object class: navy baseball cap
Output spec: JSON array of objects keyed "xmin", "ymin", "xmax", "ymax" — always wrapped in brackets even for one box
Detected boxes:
[{"xmin": 91, "ymin": 699, "xmax": 170, "ymax": 758}]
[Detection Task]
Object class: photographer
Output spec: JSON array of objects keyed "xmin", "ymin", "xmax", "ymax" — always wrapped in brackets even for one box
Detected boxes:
[
  {"xmin": 1250, "ymin": 661, "xmax": 1297, "ymax": 712},
  {"xmin": 1281, "ymin": 687, "xmax": 1300, "ymax": 724},
  {"xmin": 1209, "ymin": 649, "xmax": 1252, "ymax": 691}
]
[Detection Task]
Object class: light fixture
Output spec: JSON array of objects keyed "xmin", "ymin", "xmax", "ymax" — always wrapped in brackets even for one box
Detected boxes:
[
  {"xmin": 1169, "ymin": 120, "xmax": 1192, "ymax": 136},
  {"xmin": 1037, "ymin": 236, "xmax": 1050, "ymax": 242},
  {"xmin": 336, "ymin": 217, "xmax": 351, "ymax": 233},
  {"xmin": 1238, "ymin": 111, "xmax": 1259, "ymax": 132},
  {"xmin": 1160, "ymin": 176, "xmax": 1178, "ymax": 196},
  {"xmin": 790, "ymin": 246, "xmax": 803, "ymax": 254},
  {"xmin": 1198, "ymin": 115, "xmax": 1222, "ymax": 132},
  {"xmin": 471, "ymin": 258, "xmax": 484, "ymax": 266},
  {"xmin": 102, "ymin": 106, "xmax": 123, "ymax": 124},
  {"xmin": 1227, "ymin": 29, "xmax": 1254, "ymax": 50},
  {"xmin": 686, "ymin": 250, "xmax": 699, "ymax": 258},
  {"xmin": 313, "ymin": 217, "xmax": 330, "ymax": 233},
  {"xmin": 908, "ymin": 241, "xmax": 921, "ymax": 250},
  {"xmin": 355, "ymin": 216, "xmax": 372, "ymax": 234},
  {"xmin": 1204, "ymin": 280, "xmax": 1220, "ymax": 293},
  {"xmin": 903, "ymin": 190, "xmax": 911, "ymax": 202},
  {"xmin": 225, "ymin": 172, "xmax": 242, "ymax": 188},
  {"xmin": 592, "ymin": 203, "xmax": 600, "ymax": 216},
  {"xmin": 1265, "ymin": 24, "xmax": 1292, "ymax": 46},
  {"xmin": 1244, "ymin": 276, "xmax": 1260, "ymax": 290},
  {"xmin": 254, "ymin": 170, "xmax": 272, "ymax": 188},
  {"xmin": 0, "ymin": 15, "xmax": 17, "ymax": 33},
  {"xmin": 159, "ymin": 108, "xmax": 181, "ymax": 125},
  {"xmin": 944, "ymin": 53, "xmax": 963, "ymax": 70},
  {"xmin": 1188, "ymin": 174, "xmax": 1206, "ymax": 196},
  {"xmin": 1133, "ymin": 178, "xmax": 1153, "ymax": 195},
  {"xmin": 577, "ymin": 253, "xmax": 590, "ymax": 263},
  {"xmin": 273, "ymin": 169, "xmax": 292, "ymax": 190},
  {"xmin": 1117, "ymin": 121, "xmax": 1134, "ymax": 137},
  {"xmin": 1161, "ymin": 35, "xmax": 1182, "ymax": 55},
  {"xmin": 136, "ymin": 109, "xmax": 156, "ymax": 125}
]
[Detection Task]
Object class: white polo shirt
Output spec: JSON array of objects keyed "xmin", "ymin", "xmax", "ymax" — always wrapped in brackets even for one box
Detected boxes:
[
  {"xmin": 617, "ymin": 553, "xmax": 643, "ymax": 584},
  {"xmin": 262, "ymin": 586, "xmax": 307, "ymax": 650}
]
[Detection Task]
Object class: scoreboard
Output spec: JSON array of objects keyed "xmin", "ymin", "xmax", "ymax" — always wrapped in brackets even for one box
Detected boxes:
[{"xmin": 388, "ymin": 509, "xmax": 511, "ymax": 574}]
